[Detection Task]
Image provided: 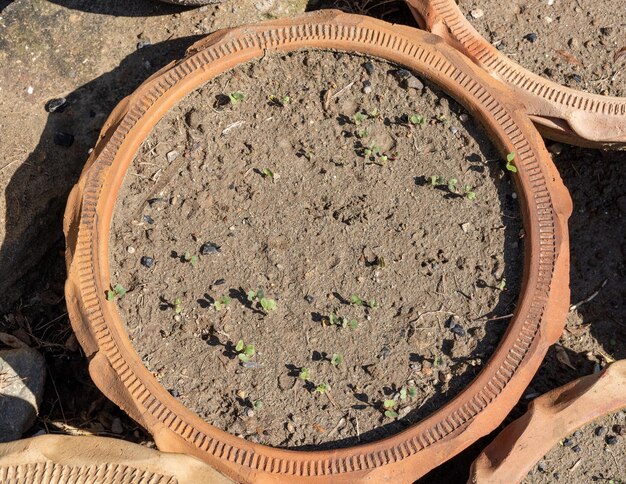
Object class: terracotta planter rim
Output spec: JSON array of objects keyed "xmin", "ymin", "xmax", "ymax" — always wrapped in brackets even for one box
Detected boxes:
[
  {"xmin": 406, "ymin": 0, "xmax": 626, "ymax": 149},
  {"xmin": 64, "ymin": 10, "xmax": 572, "ymax": 483}
]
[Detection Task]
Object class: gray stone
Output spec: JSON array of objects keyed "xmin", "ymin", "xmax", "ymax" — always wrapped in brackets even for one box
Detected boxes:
[{"xmin": 0, "ymin": 347, "xmax": 46, "ymax": 442}]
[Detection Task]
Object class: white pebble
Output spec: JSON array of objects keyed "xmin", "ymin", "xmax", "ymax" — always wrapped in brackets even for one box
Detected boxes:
[
  {"xmin": 470, "ymin": 8, "xmax": 484, "ymax": 19},
  {"xmin": 127, "ymin": 246, "xmax": 136, "ymax": 254}
]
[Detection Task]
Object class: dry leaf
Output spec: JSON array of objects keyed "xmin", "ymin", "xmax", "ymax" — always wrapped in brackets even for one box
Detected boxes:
[
  {"xmin": 555, "ymin": 50, "xmax": 583, "ymax": 66},
  {"xmin": 313, "ymin": 423, "xmax": 326, "ymax": 433},
  {"xmin": 615, "ymin": 47, "xmax": 626, "ymax": 63},
  {"xmin": 555, "ymin": 344, "xmax": 576, "ymax": 370}
]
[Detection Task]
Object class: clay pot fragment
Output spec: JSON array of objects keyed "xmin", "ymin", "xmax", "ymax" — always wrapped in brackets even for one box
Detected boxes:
[
  {"xmin": 0, "ymin": 434, "xmax": 233, "ymax": 483},
  {"xmin": 469, "ymin": 360, "xmax": 626, "ymax": 483},
  {"xmin": 63, "ymin": 10, "xmax": 572, "ymax": 483},
  {"xmin": 405, "ymin": 0, "xmax": 626, "ymax": 149}
]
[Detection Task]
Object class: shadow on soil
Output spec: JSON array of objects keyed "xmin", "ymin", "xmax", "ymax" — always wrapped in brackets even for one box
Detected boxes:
[
  {"xmin": 45, "ymin": 0, "xmax": 189, "ymax": 17},
  {"xmin": 0, "ymin": 35, "xmax": 201, "ymax": 438},
  {"xmin": 0, "ymin": 35, "xmax": 202, "ymax": 312}
]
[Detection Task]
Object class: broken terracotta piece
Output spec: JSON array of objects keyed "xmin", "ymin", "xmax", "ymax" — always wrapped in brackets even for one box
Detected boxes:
[
  {"xmin": 469, "ymin": 360, "xmax": 626, "ymax": 484},
  {"xmin": 63, "ymin": 10, "xmax": 572, "ymax": 483},
  {"xmin": 406, "ymin": 0, "xmax": 626, "ymax": 149},
  {"xmin": 0, "ymin": 434, "xmax": 233, "ymax": 483}
]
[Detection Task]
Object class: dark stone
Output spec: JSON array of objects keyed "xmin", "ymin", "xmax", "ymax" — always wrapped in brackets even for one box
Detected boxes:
[
  {"xmin": 571, "ymin": 445, "xmax": 581, "ymax": 453},
  {"xmin": 304, "ymin": 295, "xmax": 315, "ymax": 303},
  {"xmin": 562, "ymin": 438, "xmax": 573, "ymax": 447},
  {"xmin": 53, "ymin": 132, "xmax": 74, "ymax": 147},
  {"xmin": 605, "ymin": 435, "xmax": 618, "ymax": 445},
  {"xmin": 595, "ymin": 425, "xmax": 607, "ymax": 436},
  {"xmin": 525, "ymin": 32, "xmax": 538, "ymax": 42},
  {"xmin": 143, "ymin": 215, "xmax": 155, "ymax": 225},
  {"xmin": 140, "ymin": 256, "xmax": 154, "ymax": 268},
  {"xmin": 200, "ymin": 242, "xmax": 220, "ymax": 255},
  {"xmin": 45, "ymin": 97, "xmax": 67, "ymax": 113},
  {"xmin": 363, "ymin": 62, "xmax": 375, "ymax": 75}
]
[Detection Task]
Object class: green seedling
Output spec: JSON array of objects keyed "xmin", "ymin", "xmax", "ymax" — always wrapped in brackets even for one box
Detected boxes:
[
  {"xmin": 269, "ymin": 94, "xmax": 290, "ymax": 106},
  {"xmin": 375, "ymin": 256, "xmax": 386, "ymax": 269},
  {"xmin": 212, "ymin": 296, "xmax": 231, "ymax": 311},
  {"xmin": 106, "ymin": 283, "xmax": 127, "ymax": 301},
  {"xmin": 353, "ymin": 112, "xmax": 367, "ymax": 124},
  {"xmin": 315, "ymin": 383, "xmax": 330, "ymax": 394},
  {"xmin": 235, "ymin": 339, "xmax": 255, "ymax": 362},
  {"xmin": 447, "ymin": 178, "xmax": 458, "ymax": 192},
  {"xmin": 253, "ymin": 399, "xmax": 263, "ymax": 410},
  {"xmin": 505, "ymin": 152, "xmax": 518, "ymax": 173},
  {"xmin": 497, "ymin": 278, "xmax": 507, "ymax": 291},
  {"xmin": 325, "ymin": 314, "xmax": 358, "ymax": 329},
  {"xmin": 435, "ymin": 114, "xmax": 447, "ymax": 123},
  {"xmin": 183, "ymin": 251, "xmax": 198, "ymax": 266},
  {"xmin": 368, "ymin": 107, "xmax": 381, "ymax": 119},
  {"xmin": 433, "ymin": 355, "xmax": 443, "ymax": 367},
  {"xmin": 383, "ymin": 399, "xmax": 398, "ymax": 418},
  {"xmin": 350, "ymin": 295, "xmax": 379, "ymax": 309},
  {"xmin": 331, "ymin": 353, "xmax": 343, "ymax": 367},
  {"xmin": 464, "ymin": 185, "xmax": 477, "ymax": 200},
  {"xmin": 261, "ymin": 168, "xmax": 274, "ymax": 180},
  {"xmin": 356, "ymin": 129, "xmax": 369, "ymax": 139},
  {"xmin": 299, "ymin": 367, "xmax": 311, "ymax": 381},
  {"xmin": 228, "ymin": 91, "xmax": 245, "ymax": 105},
  {"xmin": 174, "ymin": 298, "xmax": 183, "ymax": 314},
  {"xmin": 399, "ymin": 386, "xmax": 418, "ymax": 401},
  {"xmin": 363, "ymin": 143, "xmax": 381, "ymax": 158},
  {"xmin": 409, "ymin": 114, "xmax": 425, "ymax": 125},
  {"xmin": 430, "ymin": 175, "xmax": 446, "ymax": 186},
  {"xmin": 247, "ymin": 289, "xmax": 277, "ymax": 312}
]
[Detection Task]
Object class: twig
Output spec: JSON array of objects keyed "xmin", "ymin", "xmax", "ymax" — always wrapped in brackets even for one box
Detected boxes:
[
  {"xmin": 325, "ymin": 391, "xmax": 338, "ymax": 408},
  {"xmin": 47, "ymin": 368, "xmax": 66, "ymax": 423},
  {"xmin": 327, "ymin": 416, "xmax": 346, "ymax": 437},
  {"xmin": 222, "ymin": 120, "xmax": 244, "ymax": 135},
  {"xmin": 332, "ymin": 80, "xmax": 356, "ymax": 98},
  {"xmin": 569, "ymin": 279, "xmax": 607, "ymax": 311}
]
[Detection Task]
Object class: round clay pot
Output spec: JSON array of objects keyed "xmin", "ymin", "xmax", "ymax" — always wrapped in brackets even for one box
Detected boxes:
[
  {"xmin": 64, "ymin": 10, "xmax": 572, "ymax": 483},
  {"xmin": 406, "ymin": 0, "xmax": 626, "ymax": 149}
]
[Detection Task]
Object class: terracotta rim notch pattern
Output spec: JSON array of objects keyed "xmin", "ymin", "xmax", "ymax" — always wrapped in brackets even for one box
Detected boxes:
[
  {"xmin": 405, "ymin": 0, "xmax": 626, "ymax": 149},
  {"xmin": 63, "ymin": 11, "xmax": 572, "ymax": 483}
]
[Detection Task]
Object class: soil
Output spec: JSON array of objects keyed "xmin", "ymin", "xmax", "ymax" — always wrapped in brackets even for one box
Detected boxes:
[
  {"xmin": 0, "ymin": 0, "xmax": 623, "ymax": 481},
  {"xmin": 109, "ymin": 50, "xmax": 523, "ymax": 449},
  {"xmin": 458, "ymin": 0, "xmax": 626, "ymax": 97},
  {"xmin": 522, "ymin": 411, "xmax": 626, "ymax": 483}
]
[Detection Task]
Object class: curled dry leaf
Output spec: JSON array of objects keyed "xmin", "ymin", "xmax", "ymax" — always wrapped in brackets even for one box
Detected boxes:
[
  {"xmin": 615, "ymin": 46, "xmax": 626, "ymax": 63},
  {"xmin": 555, "ymin": 344, "xmax": 576, "ymax": 370},
  {"xmin": 0, "ymin": 331, "xmax": 28, "ymax": 349}
]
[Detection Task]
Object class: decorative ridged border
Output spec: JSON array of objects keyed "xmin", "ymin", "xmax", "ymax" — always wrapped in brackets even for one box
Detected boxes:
[
  {"xmin": 0, "ymin": 462, "xmax": 176, "ymax": 484},
  {"xmin": 407, "ymin": 0, "xmax": 626, "ymax": 148},
  {"xmin": 64, "ymin": 11, "xmax": 571, "ymax": 483}
]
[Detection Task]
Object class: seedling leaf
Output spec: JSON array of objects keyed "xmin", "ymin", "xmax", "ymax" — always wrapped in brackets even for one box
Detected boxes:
[
  {"xmin": 505, "ymin": 152, "xmax": 518, "ymax": 173},
  {"xmin": 228, "ymin": 91, "xmax": 245, "ymax": 105}
]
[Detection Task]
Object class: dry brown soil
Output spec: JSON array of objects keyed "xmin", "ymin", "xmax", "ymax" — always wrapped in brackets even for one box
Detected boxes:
[
  {"xmin": 459, "ymin": 0, "xmax": 626, "ymax": 96},
  {"xmin": 110, "ymin": 50, "xmax": 522, "ymax": 449}
]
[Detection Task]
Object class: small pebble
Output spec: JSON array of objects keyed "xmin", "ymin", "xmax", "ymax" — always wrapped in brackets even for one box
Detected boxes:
[
  {"xmin": 562, "ymin": 438, "xmax": 573, "ymax": 447},
  {"xmin": 571, "ymin": 445, "xmax": 581, "ymax": 453},
  {"xmin": 537, "ymin": 461, "xmax": 546, "ymax": 473},
  {"xmin": 363, "ymin": 62, "xmax": 375, "ymax": 76},
  {"xmin": 27, "ymin": 86, "xmax": 34, "ymax": 95},
  {"xmin": 548, "ymin": 143, "xmax": 563, "ymax": 155},
  {"xmin": 449, "ymin": 126, "xmax": 458, "ymax": 135},
  {"xmin": 570, "ymin": 74, "xmax": 582, "ymax": 84},
  {"xmin": 405, "ymin": 75, "xmax": 424, "ymax": 90},
  {"xmin": 168, "ymin": 388, "xmax": 180, "ymax": 398},
  {"xmin": 143, "ymin": 215, "xmax": 155, "ymax": 224},
  {"xmin": 45, "ymin": 97, "xmax": 67, "ymax": 113},
  {"xmin": 286, "ymin": 422, "xmax": 295, "ymax": 433},
  {"xmin": 245, "ymin": 408, "xmax": 255, "ymax": 418},
  {"xmin": 525, "ymin": 32, "xmax": 538, "ymax": 43},
  {"xmin": 166, "ymin": 150, "xmax": 179, "ymax": 162},
  {"xmin": 304, "ymin": 295, "xmax": 315, "ymax": 303},
  {"xmin": 459, "ymin": 113, "xmax": 469, "ymax": 122},
  {"xmin": 200, "ymin": 242, "xmax": 220, "ymax": 255},
  {"xmin": 362, "ymin": 80, "xmax": 372, "ymax": 94},
  {"xmin": 605, "ymin": 435, "xmax": 618, "ymax": 445},
  {"xmin": 54, "ymin": 132, "xmax": 75, "ymax": 147},
  {"xmin": 127, "ymin": 246, "xmax": 136, "ymax": 254},
  {"xmin": 547, "ymin": 0, "xmax": 554, "ymax": 5},
  {"xmin": 595, "ymin": 425, "xmax": 607, "ymax": 437},
  {"xmin": 213, "ymin": 278, "xmax": 226, "ymax": 286},
  {"xmin": 568, "ymin": 38, "xmax": 579, "ymax": 49},
  {"xmin": 469, "ymin": 8, "xmax": 484, "ymax": 19},
  {"xmin": 242, "ymin": 361, "xmax": 262, "ymax": 369},
  {"xmin": 450, "ymin": 324, "xmax": 466, "ymax": 337},
  {"xmin": 614, "ymin": 424, "xmax": 625, "ymax": 436},
  {"xmin": 137, "ymin": 39, "xmax": 152, "ymax": 49},
  {"xmin": 140, "ymin": 256, "xmax": 154, "ymax": 268}
]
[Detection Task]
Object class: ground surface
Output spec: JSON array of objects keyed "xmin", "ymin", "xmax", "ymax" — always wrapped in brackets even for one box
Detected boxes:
[
  {"xmin": 110, "ymin": 50, "xmax": 521, "ymax": 449},
  {"xmin": 0, "ymin": 0, "xmax": 624, "ymax": 482},
  {"xmin": 459, "ymin": 0, "xmax": 626, "ymax": 97}
]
